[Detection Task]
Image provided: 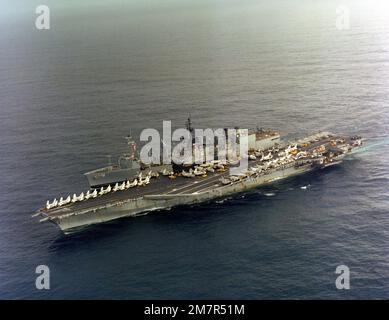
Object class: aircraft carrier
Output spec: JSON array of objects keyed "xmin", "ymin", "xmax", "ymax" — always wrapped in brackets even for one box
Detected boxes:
[{"xmin": 33, "ymin": 125, "xmax": 362, "ymax": 233}]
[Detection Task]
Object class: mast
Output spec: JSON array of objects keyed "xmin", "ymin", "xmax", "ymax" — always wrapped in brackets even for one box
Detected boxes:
[
  {"xmin": 125, "ymin": 133, "xmax": 137, "ymax": 160},
  {"xmin": 185, "ymin": 114, "xmax": 193, "ymax": 135}
]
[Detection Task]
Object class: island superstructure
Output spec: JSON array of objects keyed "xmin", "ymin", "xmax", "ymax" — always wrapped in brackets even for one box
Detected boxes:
[{"xmin": 34, "ymin": 122, "xmax": 362, "ymax": 233}]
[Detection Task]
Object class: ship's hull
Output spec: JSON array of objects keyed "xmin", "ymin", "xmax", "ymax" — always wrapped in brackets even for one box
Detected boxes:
[{"xmin": 51, "ymin": 163, "xmax": 314, "ymax": 233}]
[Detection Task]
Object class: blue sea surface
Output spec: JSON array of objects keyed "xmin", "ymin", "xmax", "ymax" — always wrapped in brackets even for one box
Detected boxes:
[{"xmin": 0, "ymin": 0, "xmax": 388, "ymax": 299}]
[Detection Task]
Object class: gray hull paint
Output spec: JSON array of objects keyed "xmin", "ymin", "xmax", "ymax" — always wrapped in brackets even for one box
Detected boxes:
[{"xmin": 54, "ymin": 164, "xmax": 314, "ymax": 232}]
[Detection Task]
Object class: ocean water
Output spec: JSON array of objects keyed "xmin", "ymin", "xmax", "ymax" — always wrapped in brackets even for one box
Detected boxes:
[{"xmin": 0, "ymin": 0, "xmax": 389, "ymax": 299}]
